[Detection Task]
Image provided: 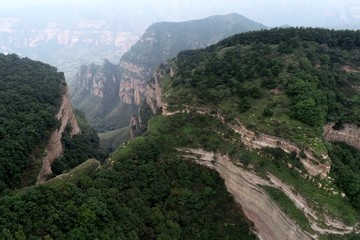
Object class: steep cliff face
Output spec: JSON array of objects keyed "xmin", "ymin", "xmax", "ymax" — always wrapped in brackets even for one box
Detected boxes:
[
  {"xmin": 118, "ymin": 60, "xmax": 150, "ymax": 105},
  {"xmin": 37, "ymin": 87, "xmax": 81, "ymax": 184},
  {"xmin": 180, "ymin": 149, "xmax": 311, "ymax": 240},
  {"xmin": 71, "ymin": 59, "xmax": 137, "ymax": 131},
  {"xmin": 72, "ymin": 63, "xmax": 100, "ymax": 94},
  {"xmin": 324, "ymin": 123, "xmax": 360, "ymax": 149},
  {"xmin": 179, "ymin": 148, "xmax": 357, "ymax": 239},
  {"xmin": 72, "ymin": 59, "xmax": 121, "ymax": 103},
  {"xmin": 144, "ymin": 70, "xmax": 163, "ymax": 114}
]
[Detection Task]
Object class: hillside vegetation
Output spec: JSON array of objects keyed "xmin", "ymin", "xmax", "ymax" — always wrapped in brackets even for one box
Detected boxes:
[
  {"xmin": 1, "ymin": 28, "xmax": 360, "ymax": 239},
  {"xmin": 153, "ymin": 27, "xmax": 360, "ymax": 237},
  {"xmin": 0, "ymin": 54, "xmax": 105, "ymax": 190}
]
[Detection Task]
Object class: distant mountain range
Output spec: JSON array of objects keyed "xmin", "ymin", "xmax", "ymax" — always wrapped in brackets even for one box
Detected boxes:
[{"xmin": 0, "ymin": 6, "xmax": 146, "ymax": 81}]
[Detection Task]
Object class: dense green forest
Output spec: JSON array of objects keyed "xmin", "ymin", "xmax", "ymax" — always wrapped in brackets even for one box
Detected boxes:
[
  {"xmin": 0, "ymin": 137, "xmax": 255, "ymax": 239},
  {"xmin": 328, "ymin": 142, "xmax": 360, "ymax": 210},
  {"xmin": 0, "ymin": 54, "xmax": 64, "ymax": 190}
]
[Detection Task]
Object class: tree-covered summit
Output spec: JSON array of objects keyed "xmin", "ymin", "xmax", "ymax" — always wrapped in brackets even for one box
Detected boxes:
[{"xmin": 170, "ymin": 27, "xmax": 360, "ymax": 132}]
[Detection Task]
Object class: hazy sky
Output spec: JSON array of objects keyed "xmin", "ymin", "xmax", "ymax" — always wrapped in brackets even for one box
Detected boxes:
[{"xmin": 1, "ymin": 0, "xmax": 360, "ymax": 28}]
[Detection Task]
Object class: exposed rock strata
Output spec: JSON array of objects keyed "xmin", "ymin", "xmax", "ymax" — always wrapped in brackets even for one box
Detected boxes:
[
  {"xmin": 229, "ymin": 119, "xmax": 330, "ymax": 178},
  {"xmin": 179, "ymin": 148, "xmax": 357, "ymax": 239},
  {"xmin": 324, "ymin": 123, "xmax": 360, "ymax": 149},
  {"xmin": 37, "ymin": 88, "xmax": 80, "ymax": 184}
]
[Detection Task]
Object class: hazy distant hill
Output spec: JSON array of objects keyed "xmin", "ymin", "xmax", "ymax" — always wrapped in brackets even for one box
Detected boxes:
[
  {"xmin": 0, "ymin": 54, "xmax": 105, "ymax": 189},
  {"xmin": 0, "ymin": 6, "xmax": 143, "ymax": 81},
  {"xmin": 121, "ymin": 13, "xmax": 266, "ymax": 68}
]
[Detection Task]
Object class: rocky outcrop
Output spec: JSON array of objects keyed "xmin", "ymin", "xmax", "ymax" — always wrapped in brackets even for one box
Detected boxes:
[
  {"xmin": 324, "ymin": 123, "xmax": 360, "ymax": 149},
  {"xmin": 342, "ymin": 65, "xmax": 360, "ymax": 73},
  {"xmin": 118, "ymin": 60, "xmax": 150, "ymax": 105},
  {"xmin": 72, "ymin": 63, "xmax": 100, "ymax": 94},
  {"xmin": 119, "ymin": 78, "xmax": 145, "ymax": 105},
  {"xmin": 37, "ymin": 87, "xmax": 80, "ymax": 184}
]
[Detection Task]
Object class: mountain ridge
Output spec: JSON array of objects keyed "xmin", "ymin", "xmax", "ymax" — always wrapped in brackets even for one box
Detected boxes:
[{"xmin": 70, "ymin": 13, "xmax": 267, "ymax": 149}]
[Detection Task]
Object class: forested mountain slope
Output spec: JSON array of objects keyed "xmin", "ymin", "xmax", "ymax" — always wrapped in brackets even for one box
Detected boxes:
[
  {"xmin": 2, "ymin": 28, "xmax": 360, "ymax": 240},
  {"xmin": 0, "ymin": 54, "xmax": 105, "ymax": 190},
  {"xmin": 142, "ymin": 27, "xmax": 360, "ymax": 239}
]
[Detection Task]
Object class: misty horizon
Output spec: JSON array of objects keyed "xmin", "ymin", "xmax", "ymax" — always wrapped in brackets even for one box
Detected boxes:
[{"xmin": 0, "ymin": 0, "xmax": 359, "ymax": 29}]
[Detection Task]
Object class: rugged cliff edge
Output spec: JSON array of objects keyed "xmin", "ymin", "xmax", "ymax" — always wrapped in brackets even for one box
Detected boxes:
[
  {"xmin": 324, "ymin": 123, "xmax": 360, "ymax": 149},
  {"xmin": 37, "ymin": 87, "xmax": 80, "ymax": 184}
]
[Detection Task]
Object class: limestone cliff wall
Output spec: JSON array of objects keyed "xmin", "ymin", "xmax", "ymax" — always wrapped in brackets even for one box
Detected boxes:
[
  {"xmin": 73, "ymin": 60, "xmax": 121, "ymax": 101},
  {"xmin": 324, "ymin": 123, "xmax": 360, "ymax": 149},
  {"xmin": 144, "ymin": 71, "xmax": 163, "ymax": 114},
  {"xmin": 118, "ymin": 60, "xmax": 162, "ymax": 113},
  {"xmin": 37, "ymin": 87, "xmax": 80, "ymax": 184},
  {"xmin": 118, "ymin": 61, "xmax": 149, "ymax": 105},
  {"xmin": 179, "ymin": 148, "xmax": 356, "ymax": 239}
]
